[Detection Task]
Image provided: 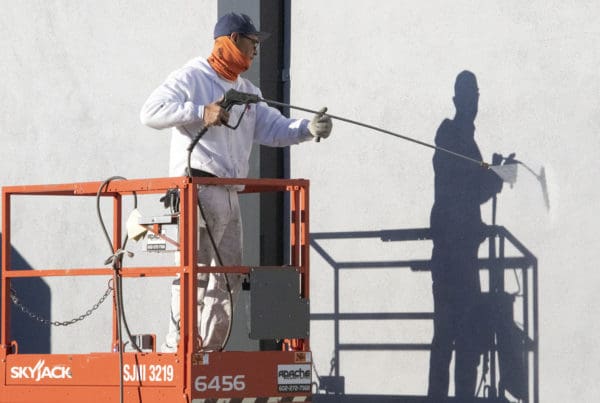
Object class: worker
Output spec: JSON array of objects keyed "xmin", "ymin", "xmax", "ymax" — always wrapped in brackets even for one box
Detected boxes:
[
  {"xmin": 140, "ymin": 12, "xmax": 332, "ymax": 352},
  {"xmin": 427, "ymin": 70, "xmax": 505, "ymax": 399}
]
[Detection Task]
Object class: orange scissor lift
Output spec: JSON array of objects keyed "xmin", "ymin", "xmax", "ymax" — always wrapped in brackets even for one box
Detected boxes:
[{"xmin": 1, "ymin": 176, "xmax": 312, "ymax": 403}]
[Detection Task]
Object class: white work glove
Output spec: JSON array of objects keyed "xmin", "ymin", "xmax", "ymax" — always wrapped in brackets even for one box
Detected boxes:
[{"xmin": 309, "ymin": 107, "xmax": 332, "ymax": 141}]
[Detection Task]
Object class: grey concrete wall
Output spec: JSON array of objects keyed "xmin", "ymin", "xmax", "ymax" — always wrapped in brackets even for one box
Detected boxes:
[
  {"xmin": 0, "ymin": 1, "xmax": 221, "ymax": 353},
  {"xmin": 0, "ymin": 0, "xmax": 266, "ymax": 355},
  {"xmin": 289, "ymin": 1, "xmax": 600, "ymax": 401}
]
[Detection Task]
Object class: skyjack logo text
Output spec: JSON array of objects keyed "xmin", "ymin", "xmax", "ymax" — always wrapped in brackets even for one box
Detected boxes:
[{"xmin": 10, "ymin": 360, "xmax": 73, "ymax": 382}]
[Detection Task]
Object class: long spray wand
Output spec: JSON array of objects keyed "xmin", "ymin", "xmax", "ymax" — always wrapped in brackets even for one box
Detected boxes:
[{"xmin": 201, "ymin": 89, "xmax": 549, "ymax": 208}]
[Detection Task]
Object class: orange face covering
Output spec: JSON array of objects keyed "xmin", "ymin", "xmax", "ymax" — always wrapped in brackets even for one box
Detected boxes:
[{"xmin": 207, "ymin": 36, "xmax": 251, "ymax": 81}]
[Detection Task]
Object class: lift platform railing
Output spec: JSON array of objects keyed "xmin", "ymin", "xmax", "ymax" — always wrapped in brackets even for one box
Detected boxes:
[{"xmin": 1, "ymin": 176, "xmax": 312, "ymax": 403}]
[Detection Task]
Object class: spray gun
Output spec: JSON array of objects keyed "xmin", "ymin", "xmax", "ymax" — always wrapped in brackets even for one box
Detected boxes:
[
  {"xmin": 219, "ymin": 88, "xmax": 261, "ymax": 110},
  {"xmin": 187, "ymin": 89, "xmax": 261, "ymax": 152}
]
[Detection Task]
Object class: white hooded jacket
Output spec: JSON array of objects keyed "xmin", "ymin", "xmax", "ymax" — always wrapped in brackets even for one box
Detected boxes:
[{"xmin": 140, "ymin": 57, "xmax": 312, "ymax": 178}]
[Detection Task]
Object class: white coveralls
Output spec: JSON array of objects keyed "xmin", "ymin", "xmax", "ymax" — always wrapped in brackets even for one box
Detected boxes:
[{"xmin": 140, "ymin": 57, "xmax": 313, "ymax": 351}]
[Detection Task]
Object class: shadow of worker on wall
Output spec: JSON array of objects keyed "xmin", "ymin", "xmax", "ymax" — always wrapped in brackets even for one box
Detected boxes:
[{"xmin": 427, "ymin": 70, "xmax": 510, "ymax": 401}]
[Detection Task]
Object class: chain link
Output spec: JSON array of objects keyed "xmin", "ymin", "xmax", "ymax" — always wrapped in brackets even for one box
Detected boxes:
[{"xmin": 9, "ymin": 280, "xmax": 113, "ymax": 327}]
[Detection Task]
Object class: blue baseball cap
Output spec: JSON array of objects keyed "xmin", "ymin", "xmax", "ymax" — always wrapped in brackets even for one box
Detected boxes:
[{"xmin": 214, "ymin": 12, "xmax": 270, "ymax": 41}]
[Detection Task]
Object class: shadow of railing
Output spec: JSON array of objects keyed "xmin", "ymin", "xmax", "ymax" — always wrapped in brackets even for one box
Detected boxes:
[
  {"xmin": 310, "ymin": 226, "xmax": 538, "ymax": 403},
  {"xmin": 0, "ymin": 233, "xmax": 51, "ymax": 353}
]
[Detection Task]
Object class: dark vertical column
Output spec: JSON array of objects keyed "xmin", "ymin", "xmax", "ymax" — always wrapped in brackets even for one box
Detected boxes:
[
  {"xmin": 259, "ymin": 0, "xmax": 286, "ymax": 267},
  {"xmin": 258, "ymin": 0, "xmax": 287, "ymax": 351}
]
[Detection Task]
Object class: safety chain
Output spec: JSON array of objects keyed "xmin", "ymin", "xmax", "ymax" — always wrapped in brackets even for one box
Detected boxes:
[{"xmin": 9, "ymin": 279, "xmax": 113, "ymax": 327}]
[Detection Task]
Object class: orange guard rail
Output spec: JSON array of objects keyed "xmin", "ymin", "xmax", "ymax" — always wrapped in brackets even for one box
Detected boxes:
[{"xmin": 1, "ymin": 176, "xmax": 311, "ymax": 403}]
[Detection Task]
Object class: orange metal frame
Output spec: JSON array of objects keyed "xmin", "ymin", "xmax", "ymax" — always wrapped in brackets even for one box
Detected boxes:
[{"xmin": 1, "ymin": 176, "xmax": 311, "ymax": 403}]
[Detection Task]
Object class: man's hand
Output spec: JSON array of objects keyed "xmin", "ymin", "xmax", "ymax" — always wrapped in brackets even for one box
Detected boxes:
[
  {"xmin": 309, "ymin": 107, "xmax": 333, "ymax": 140},
  {"xmin": 203, "ymin": 102, "xmax": 230, "ymax": 127}
]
